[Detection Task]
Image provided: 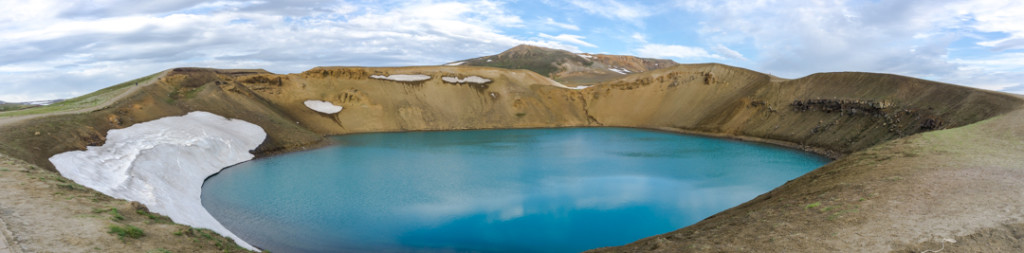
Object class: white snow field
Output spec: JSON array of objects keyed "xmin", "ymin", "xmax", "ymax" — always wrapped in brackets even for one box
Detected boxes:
[
  {"xmin": 441, "ymin": 76, "xmax": 491, "ymax": 84},
  {"xmin": 304, "ymin": 100, "xmax": 343, "ymax": 114},
  {"xmin": 369, "ymin": 74, "xmax": 432, "ymax": 82},
  {"xmin": 49, "ymin": 111, "xmax": 265, "ymax": 251}
]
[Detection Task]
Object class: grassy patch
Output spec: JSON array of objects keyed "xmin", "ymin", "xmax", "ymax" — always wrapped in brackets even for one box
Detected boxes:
[
  {"xmin": 805, "ymin": 201, "xmax": 822, "ymax": 209},
  {"xmin": 0, "ymin": 103, "xmax": 38, "ymax": 112},
  {"xmin": 0, "ymin": 72, "xmax": 159, "ymax": 118},
  {"xmin": 136, "ymin": 208, "xmax": 172, "ymax": 224},
  {"xmin": 37, "ymin": 174, "xmax": 89, "ymax": 192},
  {"xmin": 93, "ymin": 207, "xmax": 125, "ymax": 221},
  {"xmin": 174, "ymin": 227, "xmax": 248, "ymax": 252},
  {"xmin": 465, "ymin": 46, "xmax": 584, "ymax": 77},
  {"xmin": 168, "ymin": 85, "xmax": 206, "ymax": 102},
  {"xmin": 108, "ymin": 224, "xmax": 145, "ymax": 240}
]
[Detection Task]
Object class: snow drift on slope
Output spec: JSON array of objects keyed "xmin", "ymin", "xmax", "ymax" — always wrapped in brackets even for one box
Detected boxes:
[
  {"xmin": 49, "ymin": 111, "xmax": 265, "ymax": 250},
  {"xmin": 304, "ymin": 100, "xmax": 343, "ymax": 114},
  {"xmin": 441, "ymin": 76, "xmax": 491, "ymax": 84},
  {"xmin": 370, "ymin": 74, "xmax": 431, "ymax": 82}
]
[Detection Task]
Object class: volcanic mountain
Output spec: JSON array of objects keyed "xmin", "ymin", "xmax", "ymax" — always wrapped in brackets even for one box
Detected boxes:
[{"xmin": 449, "ymin": 44, "xmax": 678, "ymax": 85}]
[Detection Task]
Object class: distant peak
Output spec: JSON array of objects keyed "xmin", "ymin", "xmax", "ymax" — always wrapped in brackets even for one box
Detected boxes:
[
  {"xmin": 509, "ymin": 44, "xmax": 545, "ymax": 50},
  {"xmin": 501, "ymin": 44, "xmax": 568, "ymax": 55}
]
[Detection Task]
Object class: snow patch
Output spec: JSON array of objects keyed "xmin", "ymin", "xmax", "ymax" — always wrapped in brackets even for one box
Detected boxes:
[
  {"xmin": 486, "ymin": 59, "xmax": 493, "ymax": 62},
  {"xmin": 370, "ymin": 74, "xmax": 432, "ymax": 82},
  {"xmin": 441, "ymin": 76, "xmax": 491, "ymax": 84},
  {"xmin": 578, "ymin": 53, "xmax": 594, "ymax": 60},
  {"xmin": 49, "ymin": 111, "xmax": 265, "ymax": 251},
  {"xmin": 608, "ymin": 67, "xmax": 632, "ymax": 75},
  {"xmin": 304, "ymin": 100, "xmax": 343, "ymax": 114},
  {"xmin": 570, "ymin": 85, "xmax": 591, "ymax": 90},
  {"xmin": 445, "ymin": 61, "xmax": 465, "ymax": 66}
]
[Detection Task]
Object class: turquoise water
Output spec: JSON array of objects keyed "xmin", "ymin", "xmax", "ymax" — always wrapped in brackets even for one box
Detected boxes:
[{"xmin": 201, "ymin": 128, "xmax": 829, "ymax": 252}]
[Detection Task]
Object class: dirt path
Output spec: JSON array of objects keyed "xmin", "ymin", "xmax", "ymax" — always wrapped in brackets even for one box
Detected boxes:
[
  {"xmin": 0, "ymin": 214, "xmax": 17, "ymax": 253},
  {"xmin": 0, "ymin": 71, "xmax": 165, "ymax": 127}
]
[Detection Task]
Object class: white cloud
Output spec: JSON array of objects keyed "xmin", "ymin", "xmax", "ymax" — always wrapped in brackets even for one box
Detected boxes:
[
  {"xmin": 0, "ymin": 0, "xmax": 588, "ymax": 102},
  {"xmin": 951, "ymin": 0, "xmax": 1024, "ymax": 51},
  {"xmin": 3, "ymin": 0, "xmax": 1023, "ymax": 101},
  {"xmin": 539, "ymin": 33, "xmax": 597, "ymax": 48},
  {"xmin": 568, "ymin": 0, "xmax": 651, "ymax": 21},
  {"xmin": 631, "ymin": 33, "xmax": 647, "ymax": 43},
  {"xmin": 544, "ymin": 17, "xmax": 580, "ymax": 31},
  {"xmin": 635, "ymin": 44, "xmax": 720, "ymax": 60},
  {"xmin": 711, "ymin": 44, "xmax": 746, "ymax": 61},
  {"xmin": 673, "ymin": 0, "xmax": 1024, "ymax": 90}
]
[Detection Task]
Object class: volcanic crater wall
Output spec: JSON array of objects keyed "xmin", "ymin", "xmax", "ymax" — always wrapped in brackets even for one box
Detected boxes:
[
  {"xmin": 581, "ymin": 64, "xmax": 1022, "ymax": 156},
  {"xmin": 0, "ymin": 64, "xmax": 1022, "ymax": 253},
  {"xmin": 1, "ymin": 65, "xmax": 1020, "ymax": 170}
]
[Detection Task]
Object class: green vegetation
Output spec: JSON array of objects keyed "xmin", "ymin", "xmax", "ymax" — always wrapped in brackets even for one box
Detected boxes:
[
  {"xmin": 38, "ymin": 173, "xmax": 87, "ymax": 192},
  {"xmin": 137, "ymin": 208, "xmax": 172, "ymax": 224},
  {"xmin": 93, "ymin": 207, "xmax": 125, "ymax": 221},
  {"xmin": 0, "ymin": 103, "xmax": 37, "ymax": 112},
  {"xmin": 0, "ymin": 72, "xmax": 160, "ymax": 118},
  {"xmin": 805, "ymin": 201, "xmax": 821, "ymax": 209},
  {"xmin": 465, "ymin": 45, "xmax": 584, "ymax": 77},
  {"xmin": 168, "ymin": 84, "xmax": 206, "ymax": 102},
  {"xmin": 174, "ymin": 227, "xmax": 248, "ymax": 252},
  {"xmin": 475, "ymin": 56, "xmax": 565, "ymax": 77},
  {"xmin": 108, "ymin": 224, "xmax": 145, "ymax": 240}
]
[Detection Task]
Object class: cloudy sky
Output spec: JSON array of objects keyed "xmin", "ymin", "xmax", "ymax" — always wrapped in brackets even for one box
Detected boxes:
[{"xmin": 2, "ymin": 0, "xmax": 1023, "ymax": 102}]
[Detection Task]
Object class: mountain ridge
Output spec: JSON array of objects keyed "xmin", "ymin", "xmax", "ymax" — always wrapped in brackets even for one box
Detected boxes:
[{"xmin": 449, "ymin": 44, "xmax": 678, "ymax": 85}]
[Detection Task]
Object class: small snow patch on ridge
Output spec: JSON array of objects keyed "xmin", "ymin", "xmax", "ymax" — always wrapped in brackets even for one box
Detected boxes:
[
  {"xmin": 370, "ymin": 74, "xmax": 431, "ymax": 82},
  {"xmin": 304, "ymin": 100, "xmax": 343, "ymax": 114},
  {"xmin": 441, "ymin": 76, "xmax": 491, "ymax": 84},
  {"xmin": 609, "ymin": 67, "xmax": 631, "ymax": 75},
  {"xmin": 578, "ymin": 53, "xmax": 594, "ymax": 60},
  {"xmin": 445, "ymin": 61, "xmax": 465, "ymax": 66}
]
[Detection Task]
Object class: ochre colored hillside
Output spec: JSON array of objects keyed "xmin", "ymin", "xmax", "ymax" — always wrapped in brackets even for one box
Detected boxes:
[{"xmin": 0, "ymin": 56, "xmax": 1022, "ymax": 252}]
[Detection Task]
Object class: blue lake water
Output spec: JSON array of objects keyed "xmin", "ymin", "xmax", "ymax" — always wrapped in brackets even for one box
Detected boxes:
[{"xmin": 201, "ymin": 128, "xmax": 829, "ymax": 252}]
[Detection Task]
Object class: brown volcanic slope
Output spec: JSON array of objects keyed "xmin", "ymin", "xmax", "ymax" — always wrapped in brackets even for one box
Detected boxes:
[
  {"xmin": 1, "ymin": 51, "xmax": 1023, "ymax": 252},
  {"xmin": 452, "ymin": 44, "xmax": 678, "ymax": 85}
]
